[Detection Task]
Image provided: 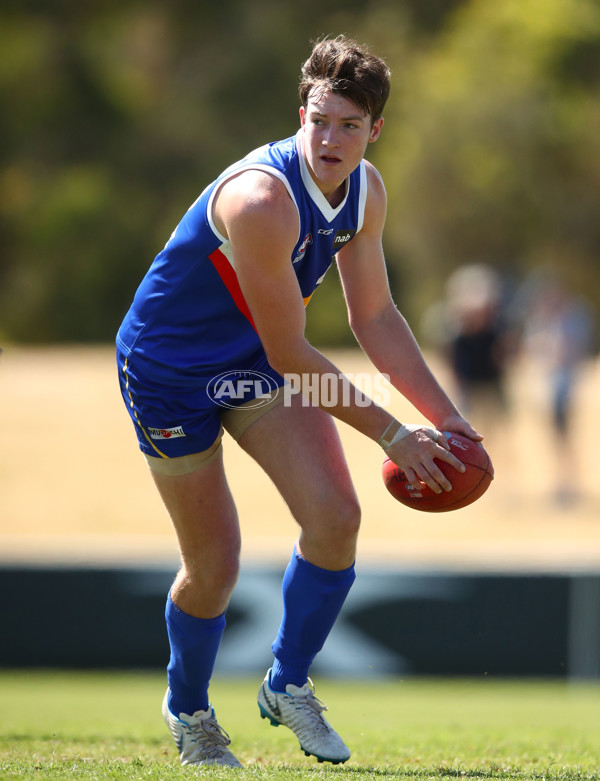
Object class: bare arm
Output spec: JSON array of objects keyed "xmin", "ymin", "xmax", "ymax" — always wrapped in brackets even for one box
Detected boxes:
[
  {"xmin": 337, "ymin": 162, "xmax": 481, "ymax": 488},
  {"xmin": 213, "ymin": 169, "xmax": 393, "ymax": 441},
  {"xmin": 214, "ymin": 165, "xmax": 477, "ymax": 493}
]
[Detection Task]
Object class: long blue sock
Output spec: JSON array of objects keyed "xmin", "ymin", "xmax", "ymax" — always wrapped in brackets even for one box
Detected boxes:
[
  {"xmin": 270, "ymin": 548, "xmax": 356, "ymax": 692},
  {"xmin": 165, "ymin": 593, "xmax": 226, "ymax": 716}
]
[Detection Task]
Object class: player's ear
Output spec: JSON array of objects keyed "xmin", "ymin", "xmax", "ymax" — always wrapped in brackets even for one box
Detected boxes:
[
  {"xmin": 299, "ymin": 106, "xmax": 306, "ymax": 127},
  {"xmin": 368, "ymin": 117, "xmax": 384, "ymax": 143}
]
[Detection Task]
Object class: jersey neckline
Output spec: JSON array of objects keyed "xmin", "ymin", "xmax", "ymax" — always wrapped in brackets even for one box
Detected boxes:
[{"xmin": 295, "ymin": 130, "xmax": 353, "ymax": 224}]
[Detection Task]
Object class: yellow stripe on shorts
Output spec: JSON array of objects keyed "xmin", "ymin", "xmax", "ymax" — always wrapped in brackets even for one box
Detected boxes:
[{"xmin": 122, "ymin": 358, "xmax": 168, "ymax": 458}]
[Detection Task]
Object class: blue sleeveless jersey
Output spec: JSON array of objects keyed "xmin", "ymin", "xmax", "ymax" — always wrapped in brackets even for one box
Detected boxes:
[{"xmin": 116, "ymin": 130, "xmax": 368, "ymax": 385}]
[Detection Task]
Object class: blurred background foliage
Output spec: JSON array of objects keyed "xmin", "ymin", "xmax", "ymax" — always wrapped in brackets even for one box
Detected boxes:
[{"xmin": 1, "ymin": 0, "xmax": 599, "ymax": 344}]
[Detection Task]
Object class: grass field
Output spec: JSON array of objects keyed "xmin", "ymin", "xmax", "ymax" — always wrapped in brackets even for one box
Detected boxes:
[
  {"xmin": 2, "ymin": 349, "xmax": 600, "ymax": 779},
  {"xmin": 1, "ymin": 671, "xmax": 599, "ymax": 780}
]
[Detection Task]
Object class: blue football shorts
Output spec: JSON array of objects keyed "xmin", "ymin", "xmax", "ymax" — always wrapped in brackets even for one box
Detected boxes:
[{"xmin": 117, "ymin": 346, "xmax": 286, "ymax": 468}]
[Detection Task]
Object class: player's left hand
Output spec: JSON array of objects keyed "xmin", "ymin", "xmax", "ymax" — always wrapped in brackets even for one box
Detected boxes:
[{"xmin": 384, "ymin": 425, "xmax": 463, "ymax": 495}]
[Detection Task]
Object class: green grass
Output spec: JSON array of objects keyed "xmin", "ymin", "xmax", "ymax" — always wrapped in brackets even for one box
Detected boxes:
[{"xmin": 1, "ymin": 671, "xmax": 599, "ymax": 780}]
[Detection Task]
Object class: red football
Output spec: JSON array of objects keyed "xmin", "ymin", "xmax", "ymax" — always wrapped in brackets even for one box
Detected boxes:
[{"xmin": 382, "ymin": 432, "xmax": 493, "ymax": 512}]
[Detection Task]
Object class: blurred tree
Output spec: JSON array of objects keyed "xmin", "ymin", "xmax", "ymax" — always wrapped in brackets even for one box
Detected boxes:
[
  {"xmin": 381, "ymin": 0, "xmax": 600, "ymax": 327},
  {"xmin": 0, "ymin": 0, "xmax": 598, "ymax": 343},
  {"xmin": 0, "ymin": 0, "xmax": 412, "ymax": 342}
]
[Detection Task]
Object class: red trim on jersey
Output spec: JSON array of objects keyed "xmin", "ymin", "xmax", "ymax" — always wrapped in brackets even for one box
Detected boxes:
[{"xmin": 208, "ymin": 248, "xmax": 257, "ymax": 332}]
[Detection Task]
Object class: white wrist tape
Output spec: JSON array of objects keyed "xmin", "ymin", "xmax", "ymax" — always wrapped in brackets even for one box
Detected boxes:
[{"xmin": 378, "ymin": 421, "xmax": 439, "ymax": 451}]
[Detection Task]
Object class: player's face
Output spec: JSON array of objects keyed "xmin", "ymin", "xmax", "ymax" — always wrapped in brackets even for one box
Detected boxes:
[{"xmin": 299, "ymin": 90, "xmax": 383, "ymax": 204}]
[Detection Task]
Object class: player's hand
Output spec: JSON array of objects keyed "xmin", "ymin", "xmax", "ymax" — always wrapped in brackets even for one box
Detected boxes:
[
  {"xmin": 385, "ymin": 425, "xmax": 465, "ymax": 495},
  {"xmin": 435, "ymin": 413, "xmax": 483, "ymax": 443},
  {"xmin": 435, "ymin": 414, "xmax": 493, "ymax": 478}
]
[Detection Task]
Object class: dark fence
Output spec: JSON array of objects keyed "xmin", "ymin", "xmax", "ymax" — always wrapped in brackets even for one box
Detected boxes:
[{"xmin": 2, "ymin": 565, "xmax": 599, "ymax": 678}]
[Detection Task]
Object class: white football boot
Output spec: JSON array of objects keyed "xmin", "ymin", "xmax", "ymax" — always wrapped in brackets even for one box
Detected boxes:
[
  {"xmin": 257, "ymin": 669, "xmax": 350, "ymax": 764},
  {"xmin": 162, "ymin": 689, "xmax": 242, "ymax": 768}
]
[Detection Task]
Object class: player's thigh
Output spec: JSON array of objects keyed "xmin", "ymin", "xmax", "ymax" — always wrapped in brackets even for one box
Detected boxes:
[
  {"xmin": 235, "ymin": 394, "xmax": 360, "ymax": 531},
  {"xmin": 151, "ymin": 446, "xmax": 241, "ymax": 572}
]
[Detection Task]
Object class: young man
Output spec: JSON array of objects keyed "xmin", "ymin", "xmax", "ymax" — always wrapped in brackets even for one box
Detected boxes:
[{"xmin": 116, "ymin": 35, "xmax": 480, "ymax": 768}]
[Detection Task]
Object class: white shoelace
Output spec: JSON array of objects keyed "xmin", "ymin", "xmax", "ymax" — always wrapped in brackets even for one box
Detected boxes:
[
  {"xmin": 287, "ymin": 684, "xmax": 331, "ymax": 736},
  {"xmin": 184, "ymin": 717, "xmax": 232, "ymax": 757}
]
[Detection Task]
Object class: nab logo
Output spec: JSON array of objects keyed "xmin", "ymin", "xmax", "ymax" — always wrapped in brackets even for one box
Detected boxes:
[{"xmin": 333, "ymin": 229, "xmax": 355, "ymax": 249}]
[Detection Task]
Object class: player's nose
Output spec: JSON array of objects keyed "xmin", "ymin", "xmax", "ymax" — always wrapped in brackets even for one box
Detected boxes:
[{"xmin": 321, "ymin": 126, "xmax": 340, "ymax": 147}]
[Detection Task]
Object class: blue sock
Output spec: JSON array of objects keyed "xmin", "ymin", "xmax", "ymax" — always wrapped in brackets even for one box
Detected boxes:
[
  {"xmin": 270, "ymin": 549, "xmax": 356, "ymax": 692},
  {"xmin": 165, "ymin": 593, "xmax": 226, "ymax": 716}
]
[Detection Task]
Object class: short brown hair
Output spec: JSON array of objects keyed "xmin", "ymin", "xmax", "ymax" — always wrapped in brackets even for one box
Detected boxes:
[{"xmin": 299, "ymin": 35, "xmax": 391, "ymax": 124}]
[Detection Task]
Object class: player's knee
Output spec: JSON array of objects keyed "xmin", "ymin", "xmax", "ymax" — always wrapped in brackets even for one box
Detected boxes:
[
  {"xmin": 183, "ymin": 549, "xmax": 240, "ymax": 596},
  {"xmin": 317, "ymin": 488, "xmax": 361, "ymax": 542},
  {"xmin": 336, "ymin": 492, "xmax": 362, "ymax": 538},
  {"xmin": 214, "ymin": 552, "xmax": 240, "ymax": 594}
]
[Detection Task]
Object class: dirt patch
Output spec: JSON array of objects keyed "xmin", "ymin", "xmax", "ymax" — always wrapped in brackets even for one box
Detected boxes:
[{"xmin": 2, "ymin": 346, "xmax": 599, "ymax": 569}]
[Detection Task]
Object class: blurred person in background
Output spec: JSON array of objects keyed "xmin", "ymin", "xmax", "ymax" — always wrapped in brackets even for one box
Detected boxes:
[
  {"xmin": 422, "ymin": 264, "xmax": 512, "ymax": 443},
  {"xmin": 517, "ymin": 270, "xmax": 596, "ymax": 506}
]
